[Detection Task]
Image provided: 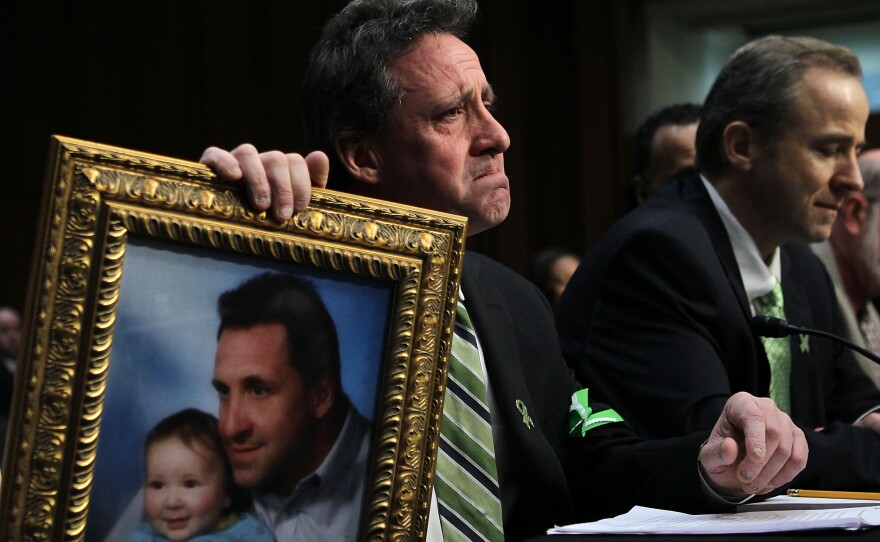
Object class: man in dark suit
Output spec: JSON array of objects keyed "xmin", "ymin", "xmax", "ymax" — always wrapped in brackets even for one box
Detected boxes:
[
  {"xmin": 200, "ymin": 1, "xmax": 807, "ymax": 538},
  {"xmin": 557, "ymin": 35, "xmax": 880, "ymax": 492}
]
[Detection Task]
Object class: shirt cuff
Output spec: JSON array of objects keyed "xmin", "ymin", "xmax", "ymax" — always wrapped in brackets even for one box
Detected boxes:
[
  {"xmin": 697, "ymin": 439, "xmax": 756, "ymax": 509},
  {"xmin": 854, "ymin": 404, "xmax": 880, "ymax": 423}
]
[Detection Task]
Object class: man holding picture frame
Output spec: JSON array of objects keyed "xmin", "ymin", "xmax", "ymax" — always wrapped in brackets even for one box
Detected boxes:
[{"xmin": 201, "ymin": 0, "xmax": 807, "ymax": 539}]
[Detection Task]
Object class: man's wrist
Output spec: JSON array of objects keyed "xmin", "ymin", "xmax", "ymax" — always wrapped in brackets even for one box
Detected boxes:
[{"xmin": 697, "ymin": 439, "xmax": 755, "ymax": 508}]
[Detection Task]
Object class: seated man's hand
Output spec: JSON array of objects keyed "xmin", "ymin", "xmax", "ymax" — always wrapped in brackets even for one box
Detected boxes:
[
  {"xmin": 699, "ymin": 392, "xmax": 807, "ymax": 497},
  {"xmin": 200, "ymin": 144, "xmax": 330, "ymax": 221}
]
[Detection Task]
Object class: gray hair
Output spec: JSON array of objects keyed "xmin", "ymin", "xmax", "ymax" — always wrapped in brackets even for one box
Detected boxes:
[
  {"xmin": 302, "ymin": 0, "xmax": 479, "ymax": 189},
  {"xmin": 696, "ymin": 35, "xmax": 862, "ymax": 173}
]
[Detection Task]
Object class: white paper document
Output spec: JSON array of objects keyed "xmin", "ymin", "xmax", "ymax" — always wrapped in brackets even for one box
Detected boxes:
[{"xmin": 547, "ymin": 505, "xmax": 880, "ymax": 535}]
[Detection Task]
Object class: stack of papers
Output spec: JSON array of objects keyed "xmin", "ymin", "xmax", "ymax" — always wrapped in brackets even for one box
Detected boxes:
[{"xmin": 547, "ymin": 504, "xmax": 880, "ymax": 535}]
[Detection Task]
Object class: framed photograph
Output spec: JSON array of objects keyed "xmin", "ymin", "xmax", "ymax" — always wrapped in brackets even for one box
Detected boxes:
[{"xmin": 1, "ymin": 136, "xmax": 467, "ymax": 541}]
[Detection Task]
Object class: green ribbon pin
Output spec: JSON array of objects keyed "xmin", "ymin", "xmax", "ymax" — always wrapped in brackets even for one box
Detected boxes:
[
  {"xmin": 799, "ymin": 334, "xmax": 810, "ymax": 354},
  {"xmin": 516, "ymin": 399, "xmax": 535, "ymax": 429},
  {"xmin": 568, "ymin": 388, "xmax": 623, "ymax": 437}
]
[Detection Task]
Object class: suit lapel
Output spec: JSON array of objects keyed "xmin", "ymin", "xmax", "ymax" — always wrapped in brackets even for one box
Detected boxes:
[
  {"xmin": 683, "ymin": 178, "xmax": 753, "ymax": 321},
  {"xmin": 459, "ymin": 253, "xmax": 573, "ymax": 530},
  {"xmin": 460, "ymin": 255, "xmax": 536, "ymax": 431},
  {"xmin": 680, "ymin": 178, "xmax": 770, "ymax": 391},
  {"xmin": 780, "ymin": 246, "xmax": 813, "ymax": 416}
]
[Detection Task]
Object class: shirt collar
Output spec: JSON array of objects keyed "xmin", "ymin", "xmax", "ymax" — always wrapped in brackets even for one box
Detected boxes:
[
  {"xmin": 254, "ymin": 404, "xmax": 359, "ymax": 507},
  {"xmin": 701, "ymin": 174, "xmax": 781, "ymax": 301},
  {"xmin": 315, "ymin": 403, "xmax": 362, "ymax": 482}
]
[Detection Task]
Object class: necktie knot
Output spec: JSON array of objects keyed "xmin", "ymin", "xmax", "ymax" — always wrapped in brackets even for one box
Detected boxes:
[{"xmin": 754, "ymin": 282, "xmax": 784, "ymax": 315}]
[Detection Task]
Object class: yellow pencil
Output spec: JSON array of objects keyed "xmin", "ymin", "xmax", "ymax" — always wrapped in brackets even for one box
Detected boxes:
[{"xmin": 787, "ymin": 489, "xmax": 880, "ymax": 500}]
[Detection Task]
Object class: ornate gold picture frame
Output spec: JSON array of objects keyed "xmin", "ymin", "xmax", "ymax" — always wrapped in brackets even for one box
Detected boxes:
[{"xmin": 0, "ymin": 136, "xmax": 467, "ymax": 541}]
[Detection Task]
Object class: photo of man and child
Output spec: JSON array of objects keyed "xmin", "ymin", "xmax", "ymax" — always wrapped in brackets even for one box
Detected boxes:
[{"xmin": 88, "ymin": 237, "xmax": 393, "ymax": 542}]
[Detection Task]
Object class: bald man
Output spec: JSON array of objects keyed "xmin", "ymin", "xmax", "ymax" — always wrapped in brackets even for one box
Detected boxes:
[{"xmin": 812, "ymin": 149, "xmax": 880, "ymax": 389}]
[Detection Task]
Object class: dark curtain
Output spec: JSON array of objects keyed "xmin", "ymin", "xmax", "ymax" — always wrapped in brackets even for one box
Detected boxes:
[{"xmin": 0, "ymin": 0, "xmax": 670, "ymax": 310}]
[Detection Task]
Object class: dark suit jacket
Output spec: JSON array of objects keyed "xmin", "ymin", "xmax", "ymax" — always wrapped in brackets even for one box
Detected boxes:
[
  {"xmin": 462, "ymin": 252, "xmax": 717, "ymax": 539},
  {"xmin": 556, "ymin": 177, "xmax": 880, "ymax": 492}
]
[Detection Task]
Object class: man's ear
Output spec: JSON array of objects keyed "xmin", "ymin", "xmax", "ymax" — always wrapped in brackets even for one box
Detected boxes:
[
  {"xmin": 721, "ymin": 121, "xmax": 756, "ymax": 171},
  {"xmin": 336, "ymin": 137, "xmax": 381, "ymax": 184},
  {"xmin": 838, "ymin": 193, "xmax": 870, "ymax": 237},
  {"xmin": 309, "ymin": 376, "xmax": 337, "ymax": 419}
]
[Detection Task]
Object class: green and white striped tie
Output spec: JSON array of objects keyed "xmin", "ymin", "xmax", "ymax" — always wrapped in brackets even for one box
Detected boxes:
[
  {"xmin": 435, "ymin": 300, "xmax": 504, "ymax": 541},
  {"xmin": 754, "ymin": 281, "xmax": 791, "ymax": 414}
]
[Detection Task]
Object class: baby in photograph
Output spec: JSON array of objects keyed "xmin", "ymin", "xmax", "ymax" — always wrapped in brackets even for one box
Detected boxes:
[{"xmin": 124, "ymin": 408, "xmax": 274, "ymax": 542}]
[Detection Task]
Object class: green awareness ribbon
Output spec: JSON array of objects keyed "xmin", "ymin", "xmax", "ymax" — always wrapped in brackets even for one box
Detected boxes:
[{"xmin": 568, "ymin": 388, "xmax": 623, "ymax": 437}]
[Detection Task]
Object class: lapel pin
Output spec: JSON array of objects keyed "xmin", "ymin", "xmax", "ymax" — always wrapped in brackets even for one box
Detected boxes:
[
  {"xmin": 799, "ymin": 334, "xmax": 810, "ymax": 354},
  {"xmin": 515, "ymin": 399, "xmax": 534, "ymax": 429}
]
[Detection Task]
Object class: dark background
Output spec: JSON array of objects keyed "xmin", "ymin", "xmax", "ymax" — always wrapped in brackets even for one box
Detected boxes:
[{"xmin": 3, "ymin": 1, "xmax": 880, "ymax": 315}]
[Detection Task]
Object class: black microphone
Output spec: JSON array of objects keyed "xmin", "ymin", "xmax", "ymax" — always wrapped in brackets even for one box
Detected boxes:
[{"xmin": 750, "ymin": 315, "xmax": 880, "ymax": 366}]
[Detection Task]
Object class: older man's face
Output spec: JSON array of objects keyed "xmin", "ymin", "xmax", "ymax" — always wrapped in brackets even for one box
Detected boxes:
[
  {"xmin": 855, "ymin": 201, "xmax": 880, "ymax": 297},
  {"xmin": 855, "ymin": 153, "xmax": 880, "ymax": 296},
  {"xmin": 367, "ymin": 33, "xmax": 511, "ymax": 236}
]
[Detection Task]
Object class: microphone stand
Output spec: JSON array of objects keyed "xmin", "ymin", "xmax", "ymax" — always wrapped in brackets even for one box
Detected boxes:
[{"xmin": 751, "ymin": 315, "xmax": 880, "ymax": 366}]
